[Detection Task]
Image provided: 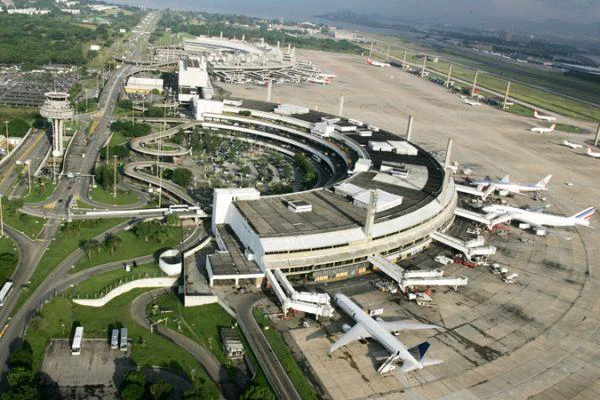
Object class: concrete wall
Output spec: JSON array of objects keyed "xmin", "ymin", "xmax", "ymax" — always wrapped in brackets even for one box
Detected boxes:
[
  {"xmin": 73, "ymin": 277, "xmax": 177, "ymax": 307},
  {"xmin": 184, "ymin": 294, "xmax": 218, "ymax": 307}
]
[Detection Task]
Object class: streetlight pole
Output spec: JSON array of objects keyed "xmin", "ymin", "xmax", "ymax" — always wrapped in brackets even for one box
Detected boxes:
[
  {"xmin": 25, "ymin": 160, "xmax": 31, "ymax": 196},
  {"xmin": 113, "ymin": 155, "xmax": 118, "ymax": 198},
  {"xmin": 4, "ymin": 121, "xmax": 9, "ymax": 155},
  {"xmin": 0, "ymin": 194, "xmax": 3, "ymax": 237}
]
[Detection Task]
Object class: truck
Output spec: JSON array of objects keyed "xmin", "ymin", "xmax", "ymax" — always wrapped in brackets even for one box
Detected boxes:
[
  {"xmin": 368, "ymin": 307, "xmax": 384, "ymax": 317},
  {"xmin": 434, "ymin": 255, "xmax": 453, "ymax": 266}
]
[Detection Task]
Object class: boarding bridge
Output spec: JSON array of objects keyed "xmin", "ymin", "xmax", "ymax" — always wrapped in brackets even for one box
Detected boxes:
[
  {"xmin": 368, "ymin": 254, "xmax": 405, "ymax": 282},
  {"xmin": 455, "ymin": 184, "xmax": 495, "ymax": 199},
  {"xmin": 454, "ymin": 207, "xmax": 513, "ymax": 228},
  {"xmin": 368, "ymin": 254, "xmax": 468, "ymax": 293},
  {"xmin": 429, "ymin": 231, "xmax": 496, "ymax": 260},
  {"xmin": 268, "ymin": 269, "xmax": 334, "ymax": 319},
  {"xmin": 399, "ymin": 276, "xmax": 468, "ymax": 293}
]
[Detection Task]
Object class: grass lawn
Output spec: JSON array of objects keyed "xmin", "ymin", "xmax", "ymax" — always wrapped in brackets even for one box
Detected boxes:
[
  {"xmin": 88, "ymin": 185, "xmax": 140, "ymax": 206},
  {"xmin": 555, "ymin": 123, "xmax": 586, "ymax": 134},
  {"xmin": 505, "ymin": 103, "xmax": 534, "ymax": 118},
  {"xmin": 24, "ymin": 289, "xmax": 210, "ymax": 384},
  {"xmin": 109, "ymin": 130, "xmax": 129, "ymax": 146},
  {"xmin": 0, "ymin": 105, "xmax": 38, "ymax": 125},
  {"xmin": 253, "ymin": 308, "xmax": 318, "ymax": 400},
  {"xmin": 15, "ymin": 218, "xmax": 128, "ymax": 311},
  {"xmin": 72, "ymin": 262, "xmax": 161, "ymax": 298},
  {"xmin": 148, "ymin": 294, "xmax": 274, "ymax": 396},
  {"xmin": 23, "ymin": 180, "xmax": 56, "ymax": 203},
  {"xmin": 72, "ymin": 225, "xmax": 186, "ymax": 272},
  {"xmin": 0, "ymin": 236, "xmax": 19, "ymax": 283},
  {"xmin": 1, "ymin": 205, "xmax": 46, "ymax": 240}
]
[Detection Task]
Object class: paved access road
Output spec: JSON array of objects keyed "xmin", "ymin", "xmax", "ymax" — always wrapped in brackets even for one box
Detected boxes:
[{"xmin": 228, "ymin": 293, "xmax": 302, "ymax": 400}]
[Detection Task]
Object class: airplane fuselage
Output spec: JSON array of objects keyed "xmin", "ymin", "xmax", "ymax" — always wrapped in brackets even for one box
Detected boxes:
[{"xmin": 483, "ymin": 205, "xmax": 588, "ymax": 227}]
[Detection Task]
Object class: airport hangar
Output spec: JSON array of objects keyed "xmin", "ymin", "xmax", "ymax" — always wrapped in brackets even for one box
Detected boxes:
[{"xmin": 203, "ymin": 100, "xmax": 457, "ymax": 286}]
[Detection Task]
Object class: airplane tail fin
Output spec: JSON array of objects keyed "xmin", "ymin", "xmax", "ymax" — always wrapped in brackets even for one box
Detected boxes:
[
  {"xmin": 571, "ymin": 206, "xmax": 595, "ymax": 223},
  {"xmin": 550, "ymin": 123, "xmax": 556, "ymax": 130},
  {"xmin": 367, "ymin": 58, "xmax": 373, "ymax": 64},
  {"xmin": 536, "ymin": 175, "xmax": 552, "ymax": 188},
  {"xmin": 399, "ymin": 342, "xmax": 443, "ymax": 374},
  {"xmin": 499, "ymin": 175, "xmax": 510, "ymax": 184},
  {"xmin": 534, "ymin": 109, "xmax": 539, "ymax": 117}
]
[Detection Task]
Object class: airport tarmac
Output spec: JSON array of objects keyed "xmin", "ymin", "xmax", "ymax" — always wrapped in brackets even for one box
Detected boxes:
[{"xmin": 225, "ymin": 50, "xmax": 600, "ymax": 399}]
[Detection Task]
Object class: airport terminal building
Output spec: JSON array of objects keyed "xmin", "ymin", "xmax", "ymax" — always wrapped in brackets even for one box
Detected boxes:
[{"xmin": 206, "ymin": 102, "xmax": 457, "ymax": 285}]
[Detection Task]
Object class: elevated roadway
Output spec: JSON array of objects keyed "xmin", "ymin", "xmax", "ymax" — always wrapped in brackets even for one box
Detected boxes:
[{"xmin": 123, "ymin": 161, "xmax": 197, "ymax": 205}]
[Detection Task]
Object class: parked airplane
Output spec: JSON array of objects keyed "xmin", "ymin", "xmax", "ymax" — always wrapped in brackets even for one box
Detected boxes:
[
  {"xmin": 367, "ymin": 58, "xmax": 391, "ymax": 67},
  {"xmin": 562, "ymin": 140, "xmax": 583, "ymax": 149},
  {"xmin": 534, "ymin": 110, "xmax": 557, "ymax": 122},
  {"xmin": 471, "ymin": 174, "xmax": 552, "ymax": 199},
  {"xmin": 482, "ymin": 204, "xmax": 595, "ymax": 239},
  {"xmin": 329, "ymin": 293, "xmax": 441, "ymax": 374},
  {"xmin": 530, "ymin": 123, "xmax": 556, "ymax": 133},
  {"xmin": 464, "ymin": 99, "xmax": 482, "ymax": 106},
  {"xmin": 587, "ymin": 147, "xmax": 600, "ymax": 158},
  {"xmin": 307, "ymin": 77, "xmax": 331, "ymax": 85}
]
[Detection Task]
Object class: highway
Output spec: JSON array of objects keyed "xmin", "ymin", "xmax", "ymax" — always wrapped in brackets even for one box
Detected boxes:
[
  {"xmin": 228, "ymin": 293, "xmax": 302, "ymax": 400},
  {"xmin": 0, "ymin": 129, "xmax": 51, "ymax": 195}
]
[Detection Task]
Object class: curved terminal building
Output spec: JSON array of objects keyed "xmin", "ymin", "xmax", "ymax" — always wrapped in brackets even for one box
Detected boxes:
[{"xmin": 202, "ymin": 100, "xmax": 457, "ymax": 285}]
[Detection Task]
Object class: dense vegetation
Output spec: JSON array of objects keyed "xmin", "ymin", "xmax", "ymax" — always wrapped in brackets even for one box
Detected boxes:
[
  {"xmin": 0, "ymin": 11, "xmax": 142, "ymax": 68},
  {"xmin": 157, "ymin": 11, "xmax": 362, "ymax": 54},
  {"xmin": 294, "ymin": 153, "xmax": 318, "ymax": 190},
  {"xmin": 110, "ymin": 120, "xmax": 152, "ymax": 138}
]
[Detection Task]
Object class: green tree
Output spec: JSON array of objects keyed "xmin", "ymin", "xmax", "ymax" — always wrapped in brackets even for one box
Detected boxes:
[
  {"xmin": 150, "ymin": 379, "xmax": 173, "ymax": 400},
  {"xmin": 124, "ymin": 370, "xmax": 146, "ymax": 387},
  {"xmin": 120, "ymin": 383, "xmax": 145, "ymax": 400},
  {"xmin": 166, "ymin": 213, "xmax": 179, "ymax": 226},
  {"xmin": 0, "ymin": 385, "xmax": 39, "ymax": 400},
  {"xmin": 6, "ymin": 367, "xmax": 35, "ymax": 388},
  {"xmin": 7, "ymin": 343, "xmax": 33, "ymax": 369},
  {"xmin": 240, "ymin": 384, "xmax": 276, "ymax": 400},
  {"xmin": 183, "ymin": 378, "xmax": 219, "ymax": 400},
  {"xmin": 103, "ymin": 233, "xmax": 122, "ymax": 255},
  {"xmin": 171, "ymin": 168, "xmax": 193, "ymax": 188}
]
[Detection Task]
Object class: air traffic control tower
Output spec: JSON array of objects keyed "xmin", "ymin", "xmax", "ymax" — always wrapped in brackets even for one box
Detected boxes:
[{"xmin": 39, "ymin": 92, "xmax": 74, "ymax": 157}]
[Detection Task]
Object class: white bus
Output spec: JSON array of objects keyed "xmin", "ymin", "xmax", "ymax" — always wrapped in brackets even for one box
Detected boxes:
[
  {"xmin": 72, "ymin": 326, "xmax": 84, "ymax": 355},
  {"xmin": 111, "ymin": 329, "xmax": 119, "ymax": 349},
  {"xmin": 0, "ymin": 281, "xmax": 13, "ymax": 307},
  {"xmin": 120, "ymin": 328, "xmax": 128, "ymax": 352}
]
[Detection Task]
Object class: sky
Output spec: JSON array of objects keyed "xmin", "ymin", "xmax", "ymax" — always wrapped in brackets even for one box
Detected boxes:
[{"xmin": 110, "ymin": 0, "xmax": 600, "ymax": 24}]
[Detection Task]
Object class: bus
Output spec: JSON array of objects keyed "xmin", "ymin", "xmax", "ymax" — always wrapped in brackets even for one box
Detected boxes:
[
  {"xmin": 72, "ymin": 326, "xmax": 84, "ymax": 355},
  {"xmin": 111, "ymin": 329, "xmax": 119, "ymax": 349},
  {"xmin": 120, "ymin": 328, "xmax": 128, "ymax": 352},
  {"xmin": 0, "ymin": 281, "xmax": 13, "ymax": 307}
]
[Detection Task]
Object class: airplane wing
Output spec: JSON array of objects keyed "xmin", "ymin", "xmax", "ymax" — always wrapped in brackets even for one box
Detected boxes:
[
  {"xmin": 516, "ymin": 217, "xmax": 572, "ymax": 241},
  {"xmin": 378, "ymin": 321, "xmax": 440, "ymax": 333},
  {"xmin": 329, "ymin": 324, "xmax": 370, "ymax": 353}
]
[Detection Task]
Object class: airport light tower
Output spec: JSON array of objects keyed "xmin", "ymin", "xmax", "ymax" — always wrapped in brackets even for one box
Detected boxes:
[{"xmin": 39, "ymin": 92, "xmax": 74, "ymax": 158}]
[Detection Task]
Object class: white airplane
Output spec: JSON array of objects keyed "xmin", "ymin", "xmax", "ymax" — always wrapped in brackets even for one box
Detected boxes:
[
  {"xmin": 562, "ymin": 140, "xmax": 583, "ymax": 149},
  {"xmin": 329, "ymin": 293, "xmax": 442, "ymax": 374},
  {"xmin": 464, "ymin": 99, "xmax": 482, "ymax": 106},
  {"xmin": 482, "ymin": 204, "xmax": 595, "ymax": 239},
  {"xmin": 534, "ymin": 110, "xmax": 557, "ymax": 122},
  {"xmin": 471, "ymin": 174, "xmax": 552, "ymax": 199},
  {"xmin": 307, "ymin": 77, "xmax": 331, "ymax": 85},
  {"xmin": 530, "ymin": 123, "xmax": 556, "ymax": 133},
  {"xmin": 367, "ymin": 58, "xmax": 391, "ymax": 67},
  {"xmin": 587, "ymin": 147, "xmax": 600, "ymax": 158}
]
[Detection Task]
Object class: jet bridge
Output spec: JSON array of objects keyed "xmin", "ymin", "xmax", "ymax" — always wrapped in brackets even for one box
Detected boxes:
[
  {"xmin": 265, "ymin": 269, "xmax": 334, "ymax": 319},
  {"xmin": 368, "ymin": 254, "xmax": 468, "ymax": 293},
  {"xmin": 454, "ymin": 207, "xmax": 513, "ymax": 228},
  {"xmin": 429, "ymin": 231, "xmax": 496, "ymax": 260},
  {"xmin": 456, "ymin": 184, "xmax": 495, "ymax": 200}
]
